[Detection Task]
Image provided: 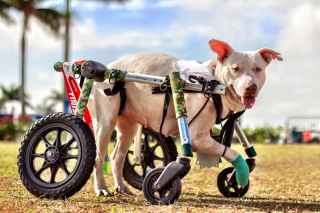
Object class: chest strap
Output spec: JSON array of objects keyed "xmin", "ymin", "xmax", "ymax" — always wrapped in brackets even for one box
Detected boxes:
[
  {"xmin": 104, "ymin": 81, "xmax": 126, "ymax": 116},
  {"xmin": 152, "ymin": 86, "xmax": 224, "ymax": 125}
]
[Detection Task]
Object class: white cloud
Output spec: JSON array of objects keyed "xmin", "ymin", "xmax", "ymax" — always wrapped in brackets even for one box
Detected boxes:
[
  {"xmin": 1, "ymin": 0, "xmax": 320, "ymax": 129},
  {"xmin": 109, "ymin": 0, "xmax": 147, "ymax": 10},
  {"xmin": 242, "ymin": 2, "xmax": 320, "ymax": 127},
  {"xmin": 172, "ymin": 0, "xmax": 217, "ymax": 11},
  {"xmin": 0, "ymin": 21, "xmax": 20, "ymax": 50}
]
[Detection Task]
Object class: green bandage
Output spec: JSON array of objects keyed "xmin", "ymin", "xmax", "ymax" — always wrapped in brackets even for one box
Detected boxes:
[{"xmin": 231, "ymin": 155, "xmax": 249, "ymax": 187}]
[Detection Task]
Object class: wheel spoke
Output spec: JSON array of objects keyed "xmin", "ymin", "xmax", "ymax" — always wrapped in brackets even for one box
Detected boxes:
[
  {"xmin": 41, "ymin": 136, "xmax": 51, "ymax": 147},
  {"xmin": 59, "ymin": 135, "xmax": 76, "ymax": 152},
  {"xmin": 49, "ymin": 164, "xmax": 59, "ymax": 184},
  {"xmin": 34, "ymin": 161, "xmax": 50, "ymax": 176},
  {"xmin": 143, "ymin": 134, "xmax": 150, "ymax": 150},
  {"xmin": 128, "ymin": 164, "xmax": 135, "ymax": 170},
  {"xmin": 159, "ymin": 189, "xmax": 168, "ymax": 198},
  {"xmin": 60, "ymin": 152, "xmax": 78, "ymax": 160},
  {"xmin": 148, "ymin": 143, "xmax": 159, "ymax": 155},
  {"xmin": 142, "ymin": 163, "xmax": 148, "ymax": 178},
  {"xmin": 127, "ymin": 150, "xmax": 134, "ymax": 155},
  {"xmin": 31, "ymin": 153, "xmax": 45, "ymax": 159},
  {"xmin": 148, "ymin": 154, "xmax": 163, "ymax": 162},
  {"xmin": 53, "ymin": 128, "xmax": 62, "ymax": 147},
  {"xmin": 148, "ymin": 160, "xmax": 156, "ymax": 169},
  {"xmin": 56, "ymin": 160, "xmax": 70, "ymax": 176}
]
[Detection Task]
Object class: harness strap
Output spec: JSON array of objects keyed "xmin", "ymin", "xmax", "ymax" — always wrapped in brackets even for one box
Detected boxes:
[
  {"xmin": 80, "ymin": 76, "xmax": 85, "ymax": 89},
  {"xmin": 152, "ymin": 86, "xmax": 224, "ymax": 125},
  {"xmin": 158, "ymin": 76, "xmax": 171, "ymax": 143},
  {"xmin": 104, "ymin": 81, "xmax": 126, "ymax": 115},
  {"xmin": 212, "ymin": 94, "xmax": 223, "ymax": 124},
  {"xmin": 219, "ymin": 110, "xmax": 245, "ymax": 147}
]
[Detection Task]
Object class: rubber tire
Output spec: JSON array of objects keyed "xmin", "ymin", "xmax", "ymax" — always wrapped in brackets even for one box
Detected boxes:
[
  {"xmin": 122, "ymin": 127, "xmax": 177, "ymax": 190},
  {"xmin": 17, "ymin": 112, "xmax": 96, "ymax": 199},
  {"xmin": 217, "ymin": 166, "xmax": 250, "ymax": 198},
  {"xmin": 142, "ymin": 167, "xmax": 182, "ymax": 205}
]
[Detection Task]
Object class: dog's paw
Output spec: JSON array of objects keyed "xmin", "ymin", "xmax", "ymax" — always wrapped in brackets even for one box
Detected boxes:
[
  {"xmin": 114, "ymin": 185, "xmax": 132, "ymax": 194},
  {"xmin": 95, "ymin": 188, "xmax": 113, "ymax": 197}
]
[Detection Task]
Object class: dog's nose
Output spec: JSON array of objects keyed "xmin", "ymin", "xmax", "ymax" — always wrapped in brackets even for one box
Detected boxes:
[{"xmin": 245, "ymin": 84, "xmax": 257, "ymax": 95}]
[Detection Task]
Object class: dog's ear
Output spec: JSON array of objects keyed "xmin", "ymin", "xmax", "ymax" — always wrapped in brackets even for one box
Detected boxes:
[
  {"xmin": 258, "ymin": 48, "xmax": 283, "ymax": 65},
  {"xmin": 208, "ymin": 39, "xmax": 234, "ymax": 62}
]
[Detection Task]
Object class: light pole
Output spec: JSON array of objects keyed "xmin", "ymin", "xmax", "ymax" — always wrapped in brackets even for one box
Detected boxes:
[{"xmin": 63, "ymin": 0, "xmax": 70, "ymax": 112}]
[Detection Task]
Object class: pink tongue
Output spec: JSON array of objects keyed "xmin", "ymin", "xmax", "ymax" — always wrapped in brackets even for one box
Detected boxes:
[{"xmin": 241, "ymin": 96, "xmax": 255, "ymax": 109}]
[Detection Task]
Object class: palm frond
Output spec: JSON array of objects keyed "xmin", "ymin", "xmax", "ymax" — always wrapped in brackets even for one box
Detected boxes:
[
  {"xmin": 34, "ymin": 7, "xmax": 64, "ymax": 37},
  {"xmin": 46, "ymin": 90, "xmax": 63, "ymax": 102},
  {"xmin": 0, "ymin": 1, "xmax": 15, "ymax": 24}
]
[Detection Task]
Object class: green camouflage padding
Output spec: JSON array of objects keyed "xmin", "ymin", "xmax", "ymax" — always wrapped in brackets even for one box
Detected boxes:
[
  {"xmin": 54, "ymin": 62, "xmax": 63, "ymax": 72},
  {"xmin": 74, "ymin": 78, "xmax": 93, "ymax": 118},
  {"xmin": 169, "ymin": 72, "xmax": 187, "ymax": 119},
  {"xmin": 104, "ymin": 69, "xmax": 127, "ymax": 82}
]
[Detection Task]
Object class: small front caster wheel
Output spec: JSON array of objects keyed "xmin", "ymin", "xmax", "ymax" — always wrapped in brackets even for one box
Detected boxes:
[
  {"xmin": 217, "ymin": 166, "xmax": 250, "ymax": 197},
  {"xmin": 142, "ymin": 167, "xmax": 182, "ymax": 205}
]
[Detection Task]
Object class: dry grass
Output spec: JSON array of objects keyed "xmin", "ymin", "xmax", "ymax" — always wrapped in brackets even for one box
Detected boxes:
[{"xmin": 1, "ymin": 141, "xmax": 320, "ymax": 212}]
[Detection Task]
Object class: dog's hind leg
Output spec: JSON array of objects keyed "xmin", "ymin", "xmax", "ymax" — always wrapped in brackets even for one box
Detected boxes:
[
  {"xmin": 111, "ymin": 114, "xmax": 139, "ymax": 194},
  {"xmin": 90, "ymin": 83, "xmax": 121, "ymax": 196}
]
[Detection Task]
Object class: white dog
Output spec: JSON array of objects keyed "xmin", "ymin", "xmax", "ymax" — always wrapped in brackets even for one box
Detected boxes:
[{"xmin": 89, "ymin": 39, "xmax": 282, "ymax": 196}]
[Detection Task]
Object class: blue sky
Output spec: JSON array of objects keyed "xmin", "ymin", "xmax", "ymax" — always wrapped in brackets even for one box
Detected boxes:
[{"xmin": 1, "ymin": 0, "xmax": 320, "ymax": 128}]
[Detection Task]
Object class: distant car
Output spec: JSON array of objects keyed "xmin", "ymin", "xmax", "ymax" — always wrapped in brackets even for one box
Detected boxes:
[{"xmin": 303, "ymin": 131, "xmax": 320, "ymax": 142}]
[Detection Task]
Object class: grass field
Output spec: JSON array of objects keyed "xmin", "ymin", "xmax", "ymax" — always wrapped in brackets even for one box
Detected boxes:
[{"xmin": 1, "ymin": 141, "xmax": 320, "ymax": 212}]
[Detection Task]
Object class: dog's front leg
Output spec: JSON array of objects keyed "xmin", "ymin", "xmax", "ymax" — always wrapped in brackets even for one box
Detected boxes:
[{"xmin": 191, "ymin": 128, "xmax": 249, "ymax": 187}]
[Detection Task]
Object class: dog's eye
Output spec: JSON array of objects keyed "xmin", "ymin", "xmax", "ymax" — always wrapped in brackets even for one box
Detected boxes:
[
  {"xmin": 233, "ymin": 67, "xmax": 239, "ymax": 72},
  {"xmin": 256, "ymin": 67, "xmax": 262, "ymax": 72}
]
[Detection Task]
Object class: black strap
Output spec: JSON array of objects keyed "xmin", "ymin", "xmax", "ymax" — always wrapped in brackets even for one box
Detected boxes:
[
  {"xmin": 212, "ymin": 94, "xmax": 223, "ymax": 124},
  {"xmin": 219, "ymin": 110, "xmax": 245, "ymax": 145},
  {"xmin": 104, "ymin": 81, "xmax": 126, "ymax": 115},
  {"xmin": 79, "ymin": 76, "xmax": 85, "ymax": 89},
  {"xmin": 159, "ymin": 76, "xmax": 171, "ymax": 142},
  {"xmin": 159, "ymin": 88, "xmax": 171, "ymax": 141},
  {"xmin": 222, "ymin": 145, "xmax": 227, "ymax": 157},
  {"xmin": 188, "ymin": 97, "xmax": 210, "ymax": 126},
  {"xmin": 152, "ymin": 85, "xmax": 224, "ymax": 125},
  {"xmin": 152, "ymin": 87, "xmax": 198, "ymax": 94}
]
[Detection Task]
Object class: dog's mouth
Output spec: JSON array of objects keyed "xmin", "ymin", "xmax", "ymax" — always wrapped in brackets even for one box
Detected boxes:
[{"xmin": 228, "ymin": 85, "xmax": 256, "ymax": 109}]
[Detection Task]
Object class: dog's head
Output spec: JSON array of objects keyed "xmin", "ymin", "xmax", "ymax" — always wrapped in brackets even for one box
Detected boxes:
[{"xmin": 208, "ymin": 39, "xmax": 282, "ymax": 112}]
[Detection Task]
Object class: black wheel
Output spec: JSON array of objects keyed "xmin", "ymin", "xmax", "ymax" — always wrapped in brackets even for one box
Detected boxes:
[
  {"xmin": 217, "ymin": 166, "xmax": 250, "ymax": 197},
  {"xmin": 142, "ymin": 167, "xmax": 181, "ymax": 205},
  {"xmin": 122, "ymin": 127, "xmax": 177, "ymax": 190},
  {"xmin": 17, "ymin": 112, "xmax": 96, "ymax": 199}
]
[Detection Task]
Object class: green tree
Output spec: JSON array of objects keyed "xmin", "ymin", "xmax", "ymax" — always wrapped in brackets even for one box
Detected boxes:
[
  {"xmin": 0, "ymin": 0, "xmax": 14, "ymax": 24},
  {"xmin": 34, "ymin": 99, "xmax": 56, "ymax": 115},
  {"xmin": 5, "ymin": 0, "xmax": 64, "ymax": 116},
  {"xmin": 0, "ymin": 84, "xmax": 32, "ymax": 114},
  {"xmin": 34, "ymin": 89, "xmax": 63, "ymax": 115},
  {"xmin": 62, "ymin": 0, "xmax": 127, "ymax": 111}
]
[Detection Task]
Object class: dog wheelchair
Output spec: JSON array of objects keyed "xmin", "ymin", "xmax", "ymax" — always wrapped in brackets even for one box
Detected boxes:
[{"xmin": 17, "ymin": 60, "xmax": 257, "ymax": 205}]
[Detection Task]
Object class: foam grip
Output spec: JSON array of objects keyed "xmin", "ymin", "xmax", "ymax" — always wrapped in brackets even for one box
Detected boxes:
[{"xmin": 231, "ymin": 155, "xmax": 249, "ymax": 187}]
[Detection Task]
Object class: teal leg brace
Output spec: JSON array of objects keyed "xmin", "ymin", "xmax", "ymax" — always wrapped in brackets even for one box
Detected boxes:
[{"xmin": 231, "ymin": 155, "xmax": 249, "ymax": 187}]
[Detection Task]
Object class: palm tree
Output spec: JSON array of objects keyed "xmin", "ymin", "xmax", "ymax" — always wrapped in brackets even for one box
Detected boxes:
[
  {"xmin": 47, "ymin": 89, "xmax": 63, "ymax": 103},
  {"xmin": 62, "ymin": 0, "xmax": 127, "ymax": 112},
  {"xmin": 0, "ymin": 0, "xmax": 14, "ymax": 24},
  {"xmin": 35, "ymin": 89, "xmax": 62, "ymax": 115},
  {"xmin": 34, "ymin": 99, "xmax": 56, "ymax": 115},
  {"xmin": 0, "ymin": 84, "xmax": 32, "ymax": 114},
  {"xmin": 5, "ymin": 0, "xmax": 64, "ymax": 116}
]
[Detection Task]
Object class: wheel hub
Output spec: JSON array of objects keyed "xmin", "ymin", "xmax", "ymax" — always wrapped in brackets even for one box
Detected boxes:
[
  {"xmin": 140, "ymin": 153, "xmax": 145, "ymax": 162},
  {"xmin": 45, "ymin": 147, "xmax": 60, "ymax": 163}
]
